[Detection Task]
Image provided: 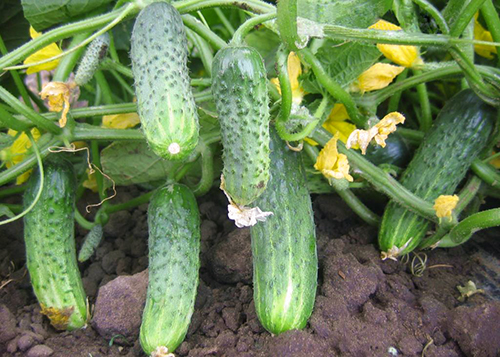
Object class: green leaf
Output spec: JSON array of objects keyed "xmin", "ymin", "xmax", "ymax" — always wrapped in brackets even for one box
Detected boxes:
[
  {"xmin": 302, "ymin": 40, "xmax": 381, "ymax": 93},
  {"xmin": 0, "ymin": 132, "xmax": 15, "ymax": 150},
  {"xmin": 244, "ymin": 28, "xmax": 282, "ymax": 75},
  {"xmin": 0, "ymin": 204, "xmax": 15, "ymax": 218},
  {"xmin": 100, "ymin": 141, "xmax": 177, "ymax": 186},
  {"xmin": 299, "ymin": 0, "xmax": 393, "ymax": 28},
  {"xmin": 21, "ymin": 0, "xmax": 113, "ymax": 31}
]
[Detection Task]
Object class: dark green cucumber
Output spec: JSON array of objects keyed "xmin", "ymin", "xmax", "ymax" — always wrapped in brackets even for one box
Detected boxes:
[
  {"xmin": 379, "ymin": 89, "xmax": 495, "ymax": 258},
  {"xmin": 131, "ymin": 2, "xmax": 199, "ymax": 161},
  {"xmin": 212, "ymin": 46, "xmax": 270, "ymax": 207},
  {"xmin": 23, "ymin": 156, "xmax": 87, "ymax": 330},
  {"xmin": 250, "ymin": 129, "xmax": 317, "ymax": 334},
  {"xmin": 75, "ymin": 33, "xmax": 110, "ymax": 86},
  {"xmin": 140, "ymin": 183, "xmax": 200, "ymax": 355}
]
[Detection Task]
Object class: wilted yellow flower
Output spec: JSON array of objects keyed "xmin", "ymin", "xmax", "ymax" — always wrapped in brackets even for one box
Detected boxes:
[
  {"xmin": 102, "ymin": 113, "xmax": 141, "ymax": 129},
  {"xmin": 23, "ymin": 27, "xmax": 63, "ymax": 74},
  {"xmin": 369, "ymin": 19, "xmax": 423, "ymax": 68},
  {"xmin": 270, "ymin": 52, "xmax": 305, "ymax": 105},
  {"xmin": 433, "ymin": 195, "xmax": 459, "ymax": 221},
  {"xmin": 474, "ymin": 13, "xmax": 497, "ymax": 59},
  {"xmin": 0, "ymin": 128, "xmax": 41, "ymax": 185},
  {"xmin": 346, "ymin": 112, "xmax": 405, "ymax": 154},
  {"xmin": 82, "ymin": 168, "xmax": 98, "ymax": 193},
  {"xmin": 39, "ymin": 81, "xmax": 73, "ymax": 127},
  {"xmin": 314, "ymin": 132, "xmax": 353, "ymax": 182},
  {"xmin": 351, "ymin": 63, "xmax": 405, "ymax": 93}
]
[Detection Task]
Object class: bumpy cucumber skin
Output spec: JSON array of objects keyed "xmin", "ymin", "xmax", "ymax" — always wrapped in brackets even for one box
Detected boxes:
[
  {"xmin": 140, "ymin": 184, "xmax": 200, "ymax": 355},
  {"xmin": 379, "ymin": 90, "xmax": 495, "ymax": 255},
  {"xmin": 23, "ymin": 157, "xmax": 87, "ymax": 330},
  {"xmin": 75, "ymin": 33, "xmax": 110, "ymax": 86},
  {"xmin": 212, "ymin": 46, "xmax": 270, "ymax": 206},
  {"xmin": 250, "ymin": 129, "xmax": 317, "ymax": 335},
  {"xmin": 131, "ymin": 2, "xmax": 199, "ymax": 161},
  {"xmin": 78, "ymin": 224, "xmax": 103, "ymax": 262}
]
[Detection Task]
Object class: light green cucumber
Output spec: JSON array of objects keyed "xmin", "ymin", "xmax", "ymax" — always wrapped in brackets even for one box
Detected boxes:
[
  {"xmin": 75, "ymin": 33, "xmax": 110, "ymax": 86},
  {"xmin": 131, "ymin": 2, "xmax": 199, "ymax": 161},
  {"xmin": 23, "ymin": 156, "xmax": 87, "ymax": 330},
  {"xmin": 140, "ymin": 183, "xmax": 200, "ymax": 355},
  {"xmin": 212, "ymin": 46, "xmax": 270, "ymax": 207},
  {"xmin": 250, "ymin": 129, "xmax": 317, "ymax": 334}
]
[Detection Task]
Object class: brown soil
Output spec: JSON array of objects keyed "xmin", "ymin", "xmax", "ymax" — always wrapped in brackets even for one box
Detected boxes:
[{"xmin": 1, "ymin": 188, "xmax": 499, "ymax": 357}]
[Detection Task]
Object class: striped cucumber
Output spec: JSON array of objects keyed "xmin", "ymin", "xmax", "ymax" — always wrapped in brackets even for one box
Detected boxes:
[
  {"xmin": 131, "ymin": 2, "xmax": 199, "ymax": 161},
  {"xmin": 140, "ymin": 183, "xmax": 200, "ymax": 355},
  {"xmin": 212, "ymin": 46, "xmax": 270, "ymax": 207},
  {"xmin": 250, "ymin": 129, "xmax": 317, "ymax": 334},
  {"xmin": 23, "ymin": 156, "xmax": 87, "ymax": 330},
  {"xmin": 379, "ymin": 90, "xmax": 495, "ymax": 259}
]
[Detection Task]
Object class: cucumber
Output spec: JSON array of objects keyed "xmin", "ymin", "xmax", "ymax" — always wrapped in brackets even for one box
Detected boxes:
[
  {"xmin": 212, "ymin": 46, "xmax": 270, "ymax": 207},
  {"xmin": 75, "ymin": 33, "xmax": 110, "ymax": 86},
  {"xmin": 131, "ymin": 2, "xmax": 199, "ymax": 161},
  {"xmin": 23, "ymin": 156, "xmax": 87, "ymax": 330},
  {"xmin": 250, "ymin": 129, "xmax": 317, "ymax": 334},
  {"xmin": 78, "ymin": 224, "xmax": 103, "ymax": 262},
  {"xmin": 379, "ymin": 89, "xmax": 495, "ymax": 258},
  {"xmin": 140, "ymin": 183, "xmax": 200, "ymax": 355}
]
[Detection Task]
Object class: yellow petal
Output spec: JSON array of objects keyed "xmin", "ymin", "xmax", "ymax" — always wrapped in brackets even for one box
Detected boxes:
[
  {"xmin": 83, "ymin": 169, "xmax": 98, "ymax": 193},
  {"xmin": 323, "ymin": 120, "xmax": 357, "ymax": 143},
  {"xmin": 1, "ymin": 128, "xmax": 41, "ymax": 185},
  {"xmin": 372, "ymin": 112, "xmax": 405, "ymax": 148},
  {"xmin": 474, "ymin": 14, "xmax": 497, "ymax": 59},
  {"xmin": 346, "ymin": 112, "xmax": 405, "ymax": 154},
  {"xmin": 433, "ymin": 195, "xmax": 459, "ymax": 221},
  {"xmin": 39, "ymin": 82, "xmax": 72, "ymax": 127},
  {"xmin": 369, "ymin": 20, "xmax": 423, "ymax": 68},
  {"xmin": 314, "ymin": 133, "xmax": 353, "ymax": 182},
  {"xmin": 351, "ymin": 63, "xmax": 404, "ymax": 93},
  {"xmin": 102, "ymin": 113, "xmax": 141, "ymax": 129},
  {"xmin": 327, "ymin": 103, "xmax": 350, "ymax": 122},
  {"xmin": 23, "ymin": 27, "xmax": 62, "ymax": 75},
  {"xmin": 270, "ymin": 52, "xmax": 305, "ymax": 105}
]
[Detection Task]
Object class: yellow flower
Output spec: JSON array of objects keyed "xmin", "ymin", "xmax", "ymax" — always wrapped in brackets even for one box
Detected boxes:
[
  {"xmin": 350, "ymin": 63, "xmax": 405, "ymax": 93},
  {"xmin": 305, "ymin": 103, "xmax": 357, "ymax": 146},
  {"xmin": 433, "ymin": 195, "xmax": 459, "ymax": 221},
  {"xmin": 474, "ymin": 13, "xmax": 497, "ymax": 59},
  {"xmin": 369, "ymin": 20, "xmax": 423, "ymax": 68},
  {"xmin": 102, "ymin": 113, "xmax": 141, "ymax": 129},
  {"xmin": 314, "ymin": 132, "xmax": 353, "ymax": 182},
  {"xmin": 39, "ymin": 81, "xmax": 73, "ymax": 127},
  {"xmin": 82, "ymin": 169, "xmax": 98, "ymax": 193},
  {"xmin": 0, "ymin": 128, "xmax": 41, "ymax": 185},
  {"xmin": 270, "ymin": 52, "xmax": 305, "ymax": 105},
  {"xmin": 23, "ymin": 27, "xmax": 63, "ymax": 74},
  {"xmin": 346, "ymin": 112, "xmax": 405, "ymax": 154}
]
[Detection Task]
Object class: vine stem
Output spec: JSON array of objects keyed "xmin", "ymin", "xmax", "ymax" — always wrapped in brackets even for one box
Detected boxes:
[
  {"xmin": 411, "ymin": 0, "xmax": 449, "ymax": 34},
  {"xmin": 229, "ymin": 12, "xmax": 277, "ymax": 46},
  {"xmin": 449, "ymin": 0, "xmax": 487, "ymax": 38},
  {"xmin": 0, "ymin": 132, "xmax": 44, "ymax": 225},
  {"xmin": 4, "ymin": 3, "xmax": 138, "ymax": 72},
  {"xmin": 481, "ymin": 0, "xmax": 500, "ymax": 67},
  {"xmin": 309, "ymin": 128, "xmax": 438, "ymax": 222}
]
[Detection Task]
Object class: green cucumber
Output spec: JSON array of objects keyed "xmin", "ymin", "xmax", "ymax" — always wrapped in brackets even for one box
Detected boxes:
[
  {"xmin": 78, "ymin": 224, "xmax": 103, "ymax": 262},
  {"xmin": 75, "ymin": 33, "xmax": 110, "ymax": 86},
  {"xmin": 250, "ymin": 129, "xmax": 317, "ymax": 334},
  {"xmin": 140, "ymin": 183, "xmax": 200, "ymax": 355},
  {"xmin": 23, "ymin": 156, "xmax": 87, "ymax": 330},
  {"xmin": 212, "ymin": 46, "xmax": 270, "ymax": 207},
  {"xmin": 131, "ymin": 2, "xmax": 199, "ymax": 161},
  {"xmin": 378, "ymin": 89, "xmax": 495, "ymax": 258}
]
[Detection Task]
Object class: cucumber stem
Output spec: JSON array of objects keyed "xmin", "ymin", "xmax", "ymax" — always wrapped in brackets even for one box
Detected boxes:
[
  {"xmin": 0, "ymin": 86, "xmax": 62, "ymax": 135},
  {"xmin": 74, "ymin": 209, "xmax": 94, "ymax": 230},
  {"xmin": 449, "ymin": 0, "xmax": 487, "ymax": 38},
  {"xmin": 229, "ymin": 12, "xmax": 277, "ymax": 46},
  {"xmin": 411, "ymin": 0, "xmax": 450, "ymax": 34},
  {"xmin": 275, "ymin": 45, "xmax": 293, "ymax": 124},
  {"xmin": 192, "ymin": 141, "xmax": 215, "ymax": 196},
  {"xmin": 481, "ymin": 0, "xmax": 500, "ymax": 67},
  {"xmin": 182, "ymin": 15, "xmax": 227, "ymax": 51},
  {"xmin": 471, "ymin": 160, "xmax": 500, "ymax": 187},
  {"xmin": 53, "ymin": 32, "xmax": 91, "ymax": 82}
]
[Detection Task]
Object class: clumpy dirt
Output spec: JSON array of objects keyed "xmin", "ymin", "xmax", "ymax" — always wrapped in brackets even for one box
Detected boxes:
[{"xmin": 1, "ymin": 187, "xmax": 499, "ymax": 357}]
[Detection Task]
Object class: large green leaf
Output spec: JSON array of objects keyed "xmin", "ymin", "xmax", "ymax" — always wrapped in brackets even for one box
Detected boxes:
[
  {"xmin": 302, "ymin": 40, "xmax": 381, "ymax": 93},
  {"xmin": 21, "ymin": 0, "xmax": 113, "ymax": 31},
  {"xmin": 100, "ymin": 141, "xmax": 176, "ymax": 186},
  {"xmin": 299, "ymin": 0, "xmax": 393, "ymax": 28}
]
